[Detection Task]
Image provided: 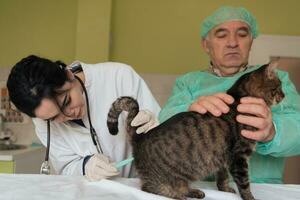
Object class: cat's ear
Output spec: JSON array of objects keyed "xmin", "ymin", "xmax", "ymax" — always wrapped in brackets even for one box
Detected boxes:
[{"xmin": 266, "ymin": 61, "xmax": 278, "ymax": 79}]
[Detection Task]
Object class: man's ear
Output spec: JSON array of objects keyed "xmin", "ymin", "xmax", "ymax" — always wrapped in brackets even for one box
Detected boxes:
[{"xmin": 201, "ymin": 38, "xmax": 210, "ymax": 54}]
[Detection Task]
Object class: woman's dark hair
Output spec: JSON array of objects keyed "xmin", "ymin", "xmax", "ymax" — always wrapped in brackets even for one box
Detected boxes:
[{"xmin": 7, "ymin": 55, "xmax": 68, "ymax": 117}]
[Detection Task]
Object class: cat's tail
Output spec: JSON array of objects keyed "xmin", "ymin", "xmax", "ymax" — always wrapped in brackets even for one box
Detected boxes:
[{"xmin": 107, "ymin": 96, "xmax": 139, "ymax": 137}]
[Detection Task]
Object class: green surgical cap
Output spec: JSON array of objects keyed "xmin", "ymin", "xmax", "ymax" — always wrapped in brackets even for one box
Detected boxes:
[{"xmin": 200, "ymin": 6, "xmax": 259, "ymax": 39}]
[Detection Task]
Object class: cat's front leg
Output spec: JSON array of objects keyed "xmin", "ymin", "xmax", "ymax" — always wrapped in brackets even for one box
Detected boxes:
[
  {"xmin": 216, "ymin": 168, "xmax": 236, "ymax": 193},
  {"xmin": 229, "ymin": 156, "xmax": 255, "ymax": 200}
]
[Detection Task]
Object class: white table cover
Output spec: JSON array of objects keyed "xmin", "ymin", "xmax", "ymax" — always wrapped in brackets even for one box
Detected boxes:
[{"xmin": 0, "ymin": 174, "xmax": 299, "ymax": 200}]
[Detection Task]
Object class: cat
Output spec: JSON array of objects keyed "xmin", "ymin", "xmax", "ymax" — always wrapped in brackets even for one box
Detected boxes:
[{"xmin": 106, "ymin": 62, "xmax": 284, "ymax": 200}]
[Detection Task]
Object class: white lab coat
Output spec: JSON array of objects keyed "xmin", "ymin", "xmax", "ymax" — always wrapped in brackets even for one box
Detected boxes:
[{"xmin": 33, "ymin": 62, "xmax": 161, "ymax": 177}]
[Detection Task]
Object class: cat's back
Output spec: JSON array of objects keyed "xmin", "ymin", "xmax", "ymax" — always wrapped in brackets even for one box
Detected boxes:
[
  {"xmin": 132, "ymin": 111, "xmax": 236, "ymax": 156},
  {"xmin": 132, "ymin": 111, "xmax": 237, "ymax": 181}
]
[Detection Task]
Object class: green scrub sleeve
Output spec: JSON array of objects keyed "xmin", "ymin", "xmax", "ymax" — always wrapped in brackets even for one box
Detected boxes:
[
  {"xmin": 256, "ymin": 71, "xmax": 300, "ymax": 157},
  {"xmin": 158, "ymin": 77, "xmax": 194, "ymax": 123}
]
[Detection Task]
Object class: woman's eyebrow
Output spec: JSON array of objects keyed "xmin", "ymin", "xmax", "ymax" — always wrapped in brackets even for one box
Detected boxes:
[
  {"xmin": 45, "ymin": 92, "xmax": 69, "ymax": 121},
  {"xmin": 60, "ymin": 93, "xmax": 69, "ymax": 108}
]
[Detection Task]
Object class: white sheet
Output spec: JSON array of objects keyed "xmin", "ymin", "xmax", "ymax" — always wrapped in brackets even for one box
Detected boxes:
[{"xmin": 0, "ymin": 174, "xmax": 299, "ymax": 200}]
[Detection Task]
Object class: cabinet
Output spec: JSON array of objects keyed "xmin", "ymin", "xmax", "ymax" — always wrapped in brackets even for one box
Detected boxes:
[
  {"xmin": 0, "ymin": 161, "xmax": 14, "ymax": 173},
  {"xmin": 0, "ymin": 146, "xmax": 45, "ymax": 174}
]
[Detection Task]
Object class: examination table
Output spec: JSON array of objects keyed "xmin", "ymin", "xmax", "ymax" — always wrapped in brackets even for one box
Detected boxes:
[{"xmin": 0, "ymin": 174, "xmax": 299, "ymax": 200}]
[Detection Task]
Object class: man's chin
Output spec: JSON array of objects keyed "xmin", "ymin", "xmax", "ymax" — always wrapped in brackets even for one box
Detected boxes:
[
  {"xmin": 222, "ymin": 61, "xmax": 246, "ymax": 69},
  {"xmin": 218, "ymin": 64, "xmax": 244, "ymax": 76}
]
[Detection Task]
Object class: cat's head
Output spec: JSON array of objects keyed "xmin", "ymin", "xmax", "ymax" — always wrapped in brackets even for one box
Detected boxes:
[{"xmin": 228, "ymin": 62, "xmax": 285, "ymax": 106}]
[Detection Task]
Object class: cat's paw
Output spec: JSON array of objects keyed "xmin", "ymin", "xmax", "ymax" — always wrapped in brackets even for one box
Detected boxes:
[
  {"xmin": 226, "ymin": 187, "xmax": 236, "ymax": 194},
  {"xmin": 177, "ymin": 196, "xmax": 187, "ymax": 200},
  {"xmin": 186, "ymin": 189, "xmax": 205, "ymax": 199},
  {"xmin": 218, "ymin": 186, "xmax": 236, "ymax": 193},
  {"xmin": 241, "ymin": 192, "xmax": 255, "ymax": 200}
]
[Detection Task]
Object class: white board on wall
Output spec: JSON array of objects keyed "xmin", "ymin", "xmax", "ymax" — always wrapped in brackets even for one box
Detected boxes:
[
  {"xmin": 249, "ymin": 34, "xmax": 300, "ymax": 92},
  {"xmin": 249, "ymin": 34, "xmax": 300, "ymax": 65}
]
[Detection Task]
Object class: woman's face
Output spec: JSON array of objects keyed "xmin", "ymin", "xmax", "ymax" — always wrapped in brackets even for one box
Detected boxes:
[{"xmin": 34, "ymin": 78, "xmax": 86, "ymax": 123}]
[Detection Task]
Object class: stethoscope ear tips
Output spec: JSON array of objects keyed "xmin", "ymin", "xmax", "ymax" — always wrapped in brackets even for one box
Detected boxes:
[{"xmin": 68, "ymin": 62, "xmax": 83, "ymax": 74}]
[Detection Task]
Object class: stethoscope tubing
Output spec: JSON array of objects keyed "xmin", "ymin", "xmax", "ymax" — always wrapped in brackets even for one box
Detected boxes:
[
  {"xmin": 74, "ymin": 75, "xmax": 103, "ymax": 154},
  {"xmin": 45, "ymin": 120, "xmax": 50, "ymax": 161},
  {"xmin": 41, "ymin": 73, "xmax": 103, "ymax": 174}
]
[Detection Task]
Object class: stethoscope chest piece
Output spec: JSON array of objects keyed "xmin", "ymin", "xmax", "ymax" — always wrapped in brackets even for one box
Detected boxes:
[
  {"xmin": 40, "ymin": 161, "xmax": 50, "ymax": 175},
  {"xmin": 40, "ymin": 120, "xmax": 51, "ymax": 175}
]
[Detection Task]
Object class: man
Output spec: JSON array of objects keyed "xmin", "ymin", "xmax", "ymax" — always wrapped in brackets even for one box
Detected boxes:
[{"xmin": 159, "ymin": 6, "xmax": 300, "ymax": 183}]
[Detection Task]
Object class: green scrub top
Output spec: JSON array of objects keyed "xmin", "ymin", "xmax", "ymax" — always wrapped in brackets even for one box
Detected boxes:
[{"xmin": 159, "ymin": 65, "xmax": 300, "ymax": 183}]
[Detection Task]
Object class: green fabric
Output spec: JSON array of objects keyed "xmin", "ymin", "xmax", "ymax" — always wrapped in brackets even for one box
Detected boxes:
[
  {"xmin": 200, "ymin": 6, "xmax": 259, "ymax": 39},
  {"xmin": 159, "ymin": 65, "xmax": 300, "ymax": 183}
]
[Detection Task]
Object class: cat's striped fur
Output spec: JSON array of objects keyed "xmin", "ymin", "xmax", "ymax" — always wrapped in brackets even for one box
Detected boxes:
[{"xmin": 107, "ymin": 63, "xmax": 284, "ymax": 200}]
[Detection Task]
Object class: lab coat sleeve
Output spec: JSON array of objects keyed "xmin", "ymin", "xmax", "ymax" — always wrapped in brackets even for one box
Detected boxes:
[
  {"xmin": 158, "ymin": 76, "xmax": 194, "ymax": 123},
  {"xmin": 33, "ymin": 118, "xmax": 84, "ymax": 175},
  {"xmin": 256, "ymin": 71, "xmax": 300, "ymax": 157},
  {"xmin": 115, "ymin": 64, "xmax": 161, "ymax": 116}
]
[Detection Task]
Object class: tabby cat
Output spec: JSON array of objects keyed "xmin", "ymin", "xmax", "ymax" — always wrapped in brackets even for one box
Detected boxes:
[{"xmin": 107, "ymin": 62, "xmax": 284, "ymax": 200}]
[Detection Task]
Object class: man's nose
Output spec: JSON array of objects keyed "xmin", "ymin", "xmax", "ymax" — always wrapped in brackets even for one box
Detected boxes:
[{"xmin": 227, "ymin": 35, "xmax": 238, "ymax": 48}]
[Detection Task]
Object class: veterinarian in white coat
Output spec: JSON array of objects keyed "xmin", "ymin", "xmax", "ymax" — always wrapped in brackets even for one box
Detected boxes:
[{"xmin": 7, "ymin": 55, "xmax": 160, "ymax": 181}]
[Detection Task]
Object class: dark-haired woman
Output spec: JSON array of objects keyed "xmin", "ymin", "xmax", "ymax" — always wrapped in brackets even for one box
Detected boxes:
[{"xmin": 7, "ymin": 55, "xmax": 160, "ymax": 181}]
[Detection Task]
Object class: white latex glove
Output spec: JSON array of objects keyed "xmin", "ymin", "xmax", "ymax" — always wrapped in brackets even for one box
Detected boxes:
[
  {"xmin": 131, "ymin": 109, "xmax": 159, "ymax": 134},
  {"xmin": 85, "ymin": 154, "xmax": 119, "ymax": 181}
]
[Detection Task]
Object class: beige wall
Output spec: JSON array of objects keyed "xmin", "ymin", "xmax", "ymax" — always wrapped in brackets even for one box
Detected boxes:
[
  {"xmin": 1, "ymin": 0, "xmax": 300, "ymax": 72},
  {"xmin": 0, "ymin": 0, "xmax": 77, "ymax": 67},
  {"xmin": 75, "ymin": 0, "xmax": 112, "ymax": 63},
  {"xmin": 0, "ymin": 0, "xmax": 111, "ymax": 68},
  {"xmin": 110, "ymin": 0, "xmax": 300, "ymax": 74}
]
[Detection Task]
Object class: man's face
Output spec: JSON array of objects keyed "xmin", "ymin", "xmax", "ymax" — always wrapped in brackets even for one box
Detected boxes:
[{"xmin": 202, "ymin": 21, "xmax": 253, "ymax": 76}]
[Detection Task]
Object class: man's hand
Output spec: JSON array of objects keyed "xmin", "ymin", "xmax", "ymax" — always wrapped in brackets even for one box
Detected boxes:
[
  {"xmin": 131, "ymin": 110, "xmax": 159, "ymax": 134},
  {"xmin": 85, "ymin": 154, "xmax": 119, "ymax": 181},
  {"xmin": 189, "ymin": 93, "xmax": 234, "ymax": 116},
  {"xmin": 236, "ymin": 97, "xmax": 275, "ymax": 142}
]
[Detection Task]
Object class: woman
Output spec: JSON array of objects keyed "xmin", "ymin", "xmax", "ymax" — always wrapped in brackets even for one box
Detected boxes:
[{"xmin": 7, "ymin": 55, "xmax": 160, "ymax": 181}]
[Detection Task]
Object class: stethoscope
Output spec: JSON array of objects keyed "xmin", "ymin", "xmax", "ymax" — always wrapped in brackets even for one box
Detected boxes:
[{"xmin": 40, "ymin": 65, "xmax": 103, "ymax": 175}]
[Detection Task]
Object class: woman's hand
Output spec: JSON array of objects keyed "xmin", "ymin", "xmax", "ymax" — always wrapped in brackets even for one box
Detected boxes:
[
  {"xmin": 85, "ymin": 154, "xmax": 119, "ymax": 181},
  {"xmin": 131, "ymin": 110, "xmax": 159, "ymax": 134}
]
